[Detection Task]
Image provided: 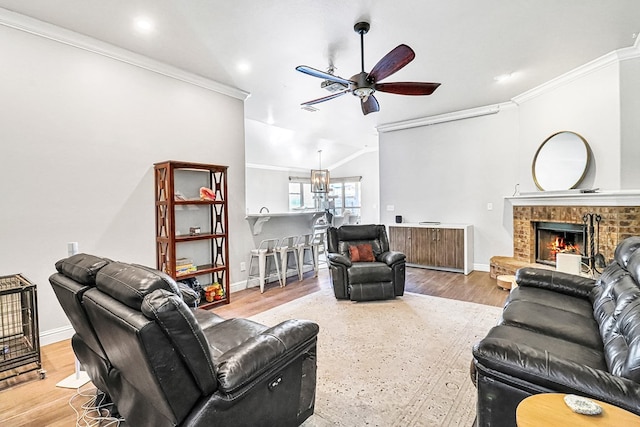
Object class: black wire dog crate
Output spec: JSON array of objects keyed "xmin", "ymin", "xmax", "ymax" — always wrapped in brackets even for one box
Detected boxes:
[{"xmin": 0, "ymin": 274, "xmax": 43, "ymax": 383}]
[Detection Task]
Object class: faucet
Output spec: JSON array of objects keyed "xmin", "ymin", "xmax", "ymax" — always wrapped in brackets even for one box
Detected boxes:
[{"xmin": 259, "ymin": 206, "xmax": 269, "ymax": 213}]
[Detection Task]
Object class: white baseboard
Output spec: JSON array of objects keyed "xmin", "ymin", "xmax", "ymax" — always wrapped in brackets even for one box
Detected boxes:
[
  {"xmin": 41, "ymin": 266, "xmax": 318, "ymax": 346},
  {"xmin": 231, "ymin": 265, "xmax": 317, "ymax": 293},
  {"xmin": 473, "ymin": 263, "xmax": 490, "ymax": 272},
  {"xmin": 40, "ymin": 325, "xmax": 74, "ymax": 346}
]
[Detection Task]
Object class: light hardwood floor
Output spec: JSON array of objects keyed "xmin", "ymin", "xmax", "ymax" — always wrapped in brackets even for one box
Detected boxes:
[{"xmin": 0, "ymin": 267, "xmax": 508, "ymax": 426}]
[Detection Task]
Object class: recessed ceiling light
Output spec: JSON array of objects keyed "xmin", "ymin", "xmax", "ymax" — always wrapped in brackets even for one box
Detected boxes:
[
  {"xmin": 494, "ymin": 73, "xmax": 514, "ymax": 83},
  {"xmin": 236, "ymin": 61, "xmax": 251, "ymax": 74},
  {"xmin": 134, "ymin": 17, "xmax": 154, "ymax": 34}
]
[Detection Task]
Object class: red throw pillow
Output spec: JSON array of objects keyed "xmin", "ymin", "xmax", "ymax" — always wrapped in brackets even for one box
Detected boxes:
[
  {"xmin": 348, "ymin": 245, "xmax": 360, "ymax": 261},
  {"xmin": 349, "ymin": 244, "xmax": 375, "ymax": 262}
]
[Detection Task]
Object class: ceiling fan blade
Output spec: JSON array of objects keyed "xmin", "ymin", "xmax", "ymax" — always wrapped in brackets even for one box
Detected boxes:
[
  {"xmin": 375, "ymin": 82, "xmax": 441, "ymax": 95},
  {"xmin": 361, "ymin": 95, "xmax": 380, "ymax": 115},
  {"xmin": 295, "ymin": 66, "xmax": 354, "ymax": 86},
  {"xmin": 368, "ymin": 44, "xmax": 415, "ymax": 83},
  {"xmin": 301, "ymin": 90, "xmax": 349, "ymax": 106}
]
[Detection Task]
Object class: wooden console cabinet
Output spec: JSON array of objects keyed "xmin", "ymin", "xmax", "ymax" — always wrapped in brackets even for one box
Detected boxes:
[{"xmin": 389, "ymin": 224, "xmax": 473, "ymax": 274}]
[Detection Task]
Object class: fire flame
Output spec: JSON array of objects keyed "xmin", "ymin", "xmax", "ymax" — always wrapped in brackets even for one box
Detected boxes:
[{"xmin": 547, "ymin": 236, "xmax": 581, "ymax": 260}]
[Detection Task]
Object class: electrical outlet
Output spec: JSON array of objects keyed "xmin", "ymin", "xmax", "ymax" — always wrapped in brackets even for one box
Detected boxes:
[
  {"xmin": 240, "ymin": 262, "xmax": 246, "ymax": 271},
  {"xmin": 386, "ymin": 205, "xmax": 395, "ymax": 212}
]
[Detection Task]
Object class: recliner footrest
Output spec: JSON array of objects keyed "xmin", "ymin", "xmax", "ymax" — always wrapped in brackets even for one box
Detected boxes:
[{"xmin": 348, "ymin": 282, "xmax": 395, "ymax": 301}]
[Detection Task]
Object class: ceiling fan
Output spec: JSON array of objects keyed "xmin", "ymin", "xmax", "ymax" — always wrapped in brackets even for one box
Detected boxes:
[{"xmin": 296, "ymin": 22, "xmax": 441, "ymax": 115}]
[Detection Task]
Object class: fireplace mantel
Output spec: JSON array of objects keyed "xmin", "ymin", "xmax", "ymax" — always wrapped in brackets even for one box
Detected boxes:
[
  {"xmin": 505, "ymin": 190, "xmax": 640, "ymax": 206},
  {"xmin": 490, "ymin": 191, "xmax": 640, "ymax": 278}
]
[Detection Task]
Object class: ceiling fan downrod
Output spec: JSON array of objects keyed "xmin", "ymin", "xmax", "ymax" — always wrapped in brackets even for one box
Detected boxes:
[{"xmin": 354, "ymin": 22, "xmax": 370, "ymax": 73}]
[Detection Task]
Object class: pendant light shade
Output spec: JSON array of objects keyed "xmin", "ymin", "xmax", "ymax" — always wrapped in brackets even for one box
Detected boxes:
[{"xmin": 311, "ymin": 150, "xmax": 330, "ymax": 193}]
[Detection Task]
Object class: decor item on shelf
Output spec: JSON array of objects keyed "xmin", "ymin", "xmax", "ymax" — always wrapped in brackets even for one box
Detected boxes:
[
  {"xmin": 178, "ymin": 277, "xmax": 202, "ymax": 298},
  {"xmin": 189, "ymin": 226, "xmax": 201, "ymax": 236},
  {"xmin": 296, "ymin": 21, "xmax": 440, "ymax": 115},
  {"xmin": 311, "ymin": 150, "xmax": 329, "ymax": 193},
  {"xmin": 532, "ymin": 131, "xmax": 591, "ymax": 191},
  {"xmin": 204, "ymin": 282, "xmax": 225, "ymax": 302},
  {"xmin": 199, "ymin": 186, "xmax": 215, "ymax": 201}
]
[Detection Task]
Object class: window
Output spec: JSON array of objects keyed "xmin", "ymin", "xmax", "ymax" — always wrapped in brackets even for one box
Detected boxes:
[
  {"xmin": 329, "ymin": 179, "xmax": 361, "ymax": 219},
  {"xmin": 288, "ymin": 182, "xmax": 315, "ymax": 209},
  {"xmin": 289, "ymin": 175, "xmax": 361, "ymax": 222}
]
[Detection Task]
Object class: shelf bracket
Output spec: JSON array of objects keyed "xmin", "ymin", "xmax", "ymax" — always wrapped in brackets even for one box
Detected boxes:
[{"xmin": 250, "ymin": 216, "xmax": 271, "ymax": 235}]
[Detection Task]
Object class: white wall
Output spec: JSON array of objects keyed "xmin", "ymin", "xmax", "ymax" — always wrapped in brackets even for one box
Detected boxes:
[
  {"xmin": 379, "ymin": 106, "xmax": 519, "ymax": 269},
  {"xmin": 620, "ymin": 56, "xmax": 640, "ymax": 189},
  {"xmin": 0, "ymin": 24, "xmax": 252, "ymax": 343},
  {"xmin": 517, "ymin": 61, "xmax": 621, "ymax": 192},
  {"xmin": 245, "ymin": 167, "xmax": 291, "ymax": 213},
  {"xmin": 379, "ymin": 50, "xmax": 640, "ymax": 269},
  {"xmin": 245, "ymin": 149, "xmax": 380, "ymax": 224},
  {"xmin": 330, "ymin": 149, "xmax": 380, "ymax": 225}
]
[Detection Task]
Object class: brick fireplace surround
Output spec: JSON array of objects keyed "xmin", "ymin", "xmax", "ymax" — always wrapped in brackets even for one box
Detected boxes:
[{"xmin": 490, "ymin": 204, "xmax": 640, "ymax": 278}]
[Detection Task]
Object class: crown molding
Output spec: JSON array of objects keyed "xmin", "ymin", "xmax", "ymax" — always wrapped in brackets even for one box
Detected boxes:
[
  {"xmin": 512, "ymin": 39, "xmax": 640, "ymax": 105},
  {"xmin": 247, "ymin": 146, "xmax": 378, "ymax": 173},
  {"xmin": 246, "ymin": 163, "xmax": 309, "ymax": 173},
  {"xmin": 505, "ymin": 189, "xmax": 640, "ymax": 206},
  {"xmin": 0, "ymin": 8, "xmax": 250, "ymax": 101},
  {"xmin": 377, "ymin": 103, "xmax": 511, "ymax": 133},
  {"xmin": 377, "ymin": 38, "xmax": 640, "ymax": 132},
  {"xmin": 329, "ymin": 146, "xmax": 378, "ymax": 170}
]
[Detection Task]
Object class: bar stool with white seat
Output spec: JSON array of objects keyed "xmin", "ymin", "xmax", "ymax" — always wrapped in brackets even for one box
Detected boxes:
[
  {"xmin": 308, "ymin": 213, "xmax": 330, "ymax": 273},
  {"xmin": 311, "ymin": 230, "xmax": 328, "ymax": 271},
  {"xmin": 276, "ymin": 236, "xmax": 300, "ymax": 286},
  {"xmin": 296, "ymin": 233, "xmax": 316, "ymax": 280},
  {"xmin": 246, "ymin": 238, "xmax": 282, "ymax": 293}
]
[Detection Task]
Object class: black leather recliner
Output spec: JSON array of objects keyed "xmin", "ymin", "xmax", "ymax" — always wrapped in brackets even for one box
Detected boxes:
[
  {"xmin": 472, "ymin": 236, "xmax": 640, "ymax": 426},
  {"xmin": 50, "ymin": 253, "xmax": 319, "ymax": 427},
  {"xmin": 326, "ymin": 224, "xmax": 406, "ymax": 301}
]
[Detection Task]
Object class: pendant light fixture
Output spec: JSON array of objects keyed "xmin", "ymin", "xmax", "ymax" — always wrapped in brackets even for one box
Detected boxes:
[{"xmin": 311, "ymin": 149, "xmax": 330, "ymax": 193}]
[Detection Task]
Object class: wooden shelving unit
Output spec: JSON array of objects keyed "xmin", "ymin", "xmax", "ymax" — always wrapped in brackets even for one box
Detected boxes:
[{"xmin": 154, "ymin": 161, "xmax": 230, "ymax": 308}]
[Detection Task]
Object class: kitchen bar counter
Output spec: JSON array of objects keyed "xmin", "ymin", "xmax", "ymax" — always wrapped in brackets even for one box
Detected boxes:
[{"xmin": 245, "ymin": 211, "xmax": 325, "ymax": 235}]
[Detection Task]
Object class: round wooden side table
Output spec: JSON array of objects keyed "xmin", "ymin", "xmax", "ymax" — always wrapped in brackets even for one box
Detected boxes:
[
  {"xmin": 516, "ymin": 393, "xmax": 640, "ymax": 426},
  {"xmin": 496, "ymin": 274, "xmax": 516, "ymax": 290}
]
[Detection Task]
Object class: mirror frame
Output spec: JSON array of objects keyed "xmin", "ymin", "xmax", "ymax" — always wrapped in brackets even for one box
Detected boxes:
[{"xmin": 532, "ymin": 131, "xmax": 591, "ymax": 191}]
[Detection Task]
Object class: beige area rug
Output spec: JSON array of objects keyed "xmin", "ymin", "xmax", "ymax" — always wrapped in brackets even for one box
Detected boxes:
[{"xmin": 249, "ymin": 288, "xmax": 503, "ymax": 427}]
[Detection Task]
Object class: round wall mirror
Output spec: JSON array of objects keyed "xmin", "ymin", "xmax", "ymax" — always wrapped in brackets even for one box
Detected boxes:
[{"xmin": 532, "ymin": 131, "xmax": 590, "ymax": 191}]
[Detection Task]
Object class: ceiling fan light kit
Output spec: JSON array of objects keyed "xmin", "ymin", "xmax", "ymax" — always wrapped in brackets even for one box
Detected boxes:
[{"xmin": 296, "ymin": 21, "xmax": 441, "ymax": 115}]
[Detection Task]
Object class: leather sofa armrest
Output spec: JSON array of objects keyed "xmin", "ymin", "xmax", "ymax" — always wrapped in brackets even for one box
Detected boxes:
[
  {"xmin": 515, "ymin": 267, "xmax": 596, "ymax": 299},
  {"xmin": 473, "ymin": 338, "xmax": 640, "ymax": 414},
  {"xmin": 177, "ymin": 282, "xmax": 201, "ymax": 307},
  {"xmin": 215, "ymin": 319, "xmax": 319, "ymax": 393},
  {"xmin": 379, "ymin": 251, "xmax": 406, "ymax": 266},
  {"xmin": 327, "ymin": 253, "xmax": 352, "ymax": 267}
]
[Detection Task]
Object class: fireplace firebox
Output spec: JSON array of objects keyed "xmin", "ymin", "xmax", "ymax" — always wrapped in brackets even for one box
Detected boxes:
[{"xmin": 534, "ymin": 221, "xmax": 586, "ymax": 266}]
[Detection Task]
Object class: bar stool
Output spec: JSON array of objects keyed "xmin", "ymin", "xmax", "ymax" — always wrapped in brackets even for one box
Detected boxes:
[
  {"xmin": 246, "ymin": 238, "xmax": 282, "ymax": 293},
  {"xmin": 311, "ymin": 230, "xmax": 328, "ymax": 271},
  {"xmin": 296, "ymin": 233, "xmax": 316, "ymax": 280},
  {"xmin": 276, "ymin": 236, "xmax": 300, "ymax": 286}
]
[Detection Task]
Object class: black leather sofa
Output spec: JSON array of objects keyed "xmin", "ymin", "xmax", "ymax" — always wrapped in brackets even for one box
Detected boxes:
[
  {"xmin": 326, "ymin": 224, "xmax": 406, "ymax": 301},
  {"xmin": 472, "ymin": 236, "xmax": 640, "ymax": 426},
  {"xmin": 50, "ymin": 253, "xmax": 319, "ymax": 427}
]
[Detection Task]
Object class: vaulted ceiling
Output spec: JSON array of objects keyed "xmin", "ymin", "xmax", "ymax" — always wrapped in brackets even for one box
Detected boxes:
[{"xmin": 1, "ymin": 1, "xmax": 639, "ymax": 169}]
